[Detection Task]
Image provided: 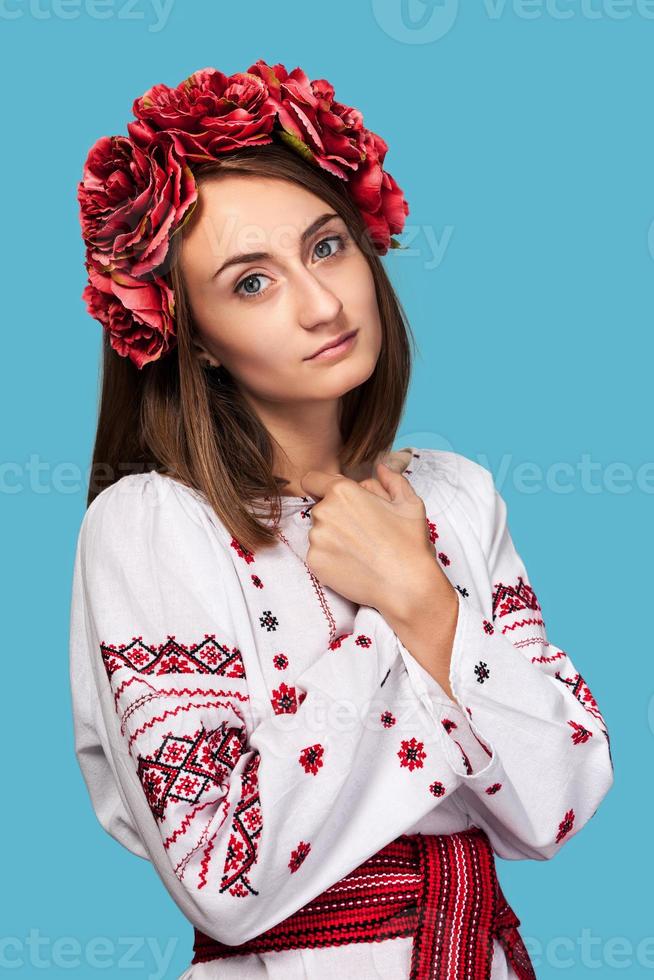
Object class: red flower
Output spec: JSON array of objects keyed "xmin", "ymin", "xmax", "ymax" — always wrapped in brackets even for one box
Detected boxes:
[
  {"xmin": 82, "ymin": 260, "xmax": 176, "ymax": 370},
  {"xmin": 130, "ymin": 68, "xmax": 278, "ymax": 161},
  {"xmin": 248, "ymin": 60, "xmax": 366, "ymax": 180},
  {"xmin": 397, "ymin": 738, "xmax": 426, "ymax": 772},
  {"xmin": 380, "ymin": 710, "xmax": 396, "ymax": 729},
  {"xmin": 298, "ymin": 743, "xmax": 324, "ymax": 775},
  {"xmin": 347, "ymin": 128, "xmax": 409, "ymax": 253},
  {"xmin": 273, "ymin": 653, "xmax": 289, "ymax": 671},
  {"xmin": 289, "ymin": 841, "xmax": 311, "ymax": 873},
  {"xmin": 78, "ymin": 131, "xmax": 197, "ymax": 280},
  {"xmin": 429, "ymin": 781, "xmax": 446, "ymax": 797}
]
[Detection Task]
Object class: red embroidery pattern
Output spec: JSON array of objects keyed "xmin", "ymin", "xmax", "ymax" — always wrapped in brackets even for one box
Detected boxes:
[
  {"xmin": 100, "ymin": 635, "xmax": 246, "ymax": 678},
  {"xmin": 329, "ymin": 631, "xmax": 353, "ymax": 650},
  {"xmin": 426, "ymin": 518, "xmax": 439, "ymax": 543},
  {"xmin": 137, "ymin": 722, "xmax": 244, "ymax": 821},
  {"xmin": 398, "ymin": 738, "xmax": 427, "ymax": 771},
  {"xmin": 298, "ymin": 744, "xmax": 324, "ymax": 775},
  {"xmin": 438, "ymin": 552, "xmax": 450, "ymax": 566},
  {"xmin": 482, "ymin": 619, "xmax": 494, "ymax": 635},
  {"xmin": 555, "ymin": 808, "xmax": 575, "ymax": 843},
  {"xmin": 441, "ymin": 718, "xmax": 457, "ymax": 734},
  {"xmin": 555, "ymin": 671, "xmax": 608, "ymax": 731},
  {"xmin": 230, "ymin": 538, "xmax": 255, "ymax": 563},
  {"xmin": 273, "ymin": 653, "xmax": 289, "ymax": 670},
  {"xmin": 271, "ymin": 683, "xmax": 298, "ymax": 714},
  {"xmin": 251, "ymin": 574, "xmax": 264, "ymax": 589},
  {"xmin": 354, "ymin": 633, "xmax": 373, "ymax": 649},
  {"xmin": 568, "ymin": 720, "xmax": 593, "ymax": 745},
  {"xmin": 101, "ymin": 630, "xmax": 257, "ymax": 898},
  {"xmin": 380, "ymin": 710, "xmax": 396, "ymax": 728},
  {"xmin": 289, "ymin": 841, "xmax": 311, "ymax": 873},
  {"xmin": 429, "ymin": 780, "xmax": 446, "ymax": 797},
  {"xmin": 491, "ymin": 578, "xmax": 541, "ymax": 620},
  {"xmin": 220, "ymin": 755, "xmax": 262, "ymax": 897},
  {"xmin": 485, "ymin": 783, "xmax": 502, "ymax": 795}
]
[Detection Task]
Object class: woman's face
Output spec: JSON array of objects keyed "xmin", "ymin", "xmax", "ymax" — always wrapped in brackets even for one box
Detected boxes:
[{"xmin": 178, "ymin": 175, "xmax": 383, "ymax": 408}]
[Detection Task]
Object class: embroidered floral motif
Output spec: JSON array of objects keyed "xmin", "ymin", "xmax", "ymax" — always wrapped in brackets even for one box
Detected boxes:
[
  {"xmin": 441, "ymin": 718, "xmax": 457, "ymax": 734},
  {"xmin": 398, "ymin": 738, "xmax": 427, "ymax": 772},
  {"xmin": 482, "ymin": 619, "xmax": 494, "ymax": 635},
  {"xmin": 429, "ymin": 780, "xmax": 446, "ymax": 797},
  {"xmin": 289, "ymin": 841, "xmax": 311, "ymax": 873},
  {"xmin": 271, "ymin": 683, "xmax": 298, "ymax": 715},
  {"xmin": 455, "ymin": 585, "xmax": 469, "ymax": 598},
  {"xmin": 230, "ymin": 538, "xmax": 255, "ymax": 564},
  {"xmin": 485, "ymin": 783, "xmax": 502, "ymax": 795},
  {"xmin": 380, "ymin": 710, "xmax": 396, "ymax": 728},
  {"xmin": 354, "ymin": 633, "xmax": 373, "ymax": 649},
  {"xmin": 438, "ymin": 552, "xmax": 450, "ymax": 566},
  {"xmin": 474, "ymin": 661, "xmax": 490, "ymax": 684},
  {"xmin": 426, "ymin": 518, "xmax": 439, "ymax": 544},
  {"xmin": 298, "ymin": 743, "xmax": 324, "ymax": 775},
  {"xmin": 251, "ymin": 574, "xmax": 264, "ymax": 589},
  {"xmin": 273, "ymin": 653, "xmax": 289, "ymax": 671},
  {"xmin": 259, "ymin": 609, "xmax": 279, "ymax": 632},
  {"xmin": 556, "ymin": 808, "xmax": 575, "ymax": 843}
]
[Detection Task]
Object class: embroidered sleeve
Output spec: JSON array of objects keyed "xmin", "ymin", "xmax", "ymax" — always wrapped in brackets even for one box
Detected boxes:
[
  {"xmin": 397, "ymin": 458, "xmax": 614, "ymax": 861},
  {"xmin": 71, "ymin": 475, "xmax": 473, "ymax": 946}
]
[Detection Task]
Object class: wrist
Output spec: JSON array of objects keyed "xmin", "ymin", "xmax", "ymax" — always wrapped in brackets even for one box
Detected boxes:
[{"xmin": 380, "ymin": 555, "xmax": 458, "ymax": 632}]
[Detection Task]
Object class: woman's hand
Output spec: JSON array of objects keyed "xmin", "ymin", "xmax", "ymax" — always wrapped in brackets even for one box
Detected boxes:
[{"xmin": 299, "ymin": 461, "xmax": 446, "ymax": 618}]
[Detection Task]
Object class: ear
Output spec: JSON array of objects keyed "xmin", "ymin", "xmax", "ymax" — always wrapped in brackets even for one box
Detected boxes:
[{"xmin": 192, "ymin": 339, "xmax": 220, "ymax": 370}]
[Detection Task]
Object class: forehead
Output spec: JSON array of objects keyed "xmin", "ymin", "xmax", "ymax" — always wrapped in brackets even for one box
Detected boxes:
[{"xmin": 181, "ymin": 175, "xmax": 334, "ymax": 270}]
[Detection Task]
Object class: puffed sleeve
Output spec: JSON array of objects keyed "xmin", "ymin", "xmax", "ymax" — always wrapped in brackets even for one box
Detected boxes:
[
  {"xmin": 395, "ymin": 454, "xmax": 614, "ymax": 861},
  {"xmin": 69, "ymin": 472, "xmax": 475, "ymax": 946}
]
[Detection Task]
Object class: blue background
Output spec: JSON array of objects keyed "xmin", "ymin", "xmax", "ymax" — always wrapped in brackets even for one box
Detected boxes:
[{"xmin": 3, "ymin": 1, "xmax": 650, "ymax": 976}]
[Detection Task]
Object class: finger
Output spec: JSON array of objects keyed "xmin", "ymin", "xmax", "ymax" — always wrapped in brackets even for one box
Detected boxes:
[
  {"xmin": 300, "ymin": 469, "xmax": 350, "ymax": 500},
  {"xmin": 358, "ymin": 477, "xmax": 392, "ymax": 500},
  {"xmin": 374, "ymin": 461, "xmax": 415, "ymax": 502}
]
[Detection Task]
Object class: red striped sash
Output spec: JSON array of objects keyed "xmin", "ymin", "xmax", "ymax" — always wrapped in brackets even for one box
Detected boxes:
[{"xmin": 191, "ymin": 827, "xmax": 536, "ymax": 979}]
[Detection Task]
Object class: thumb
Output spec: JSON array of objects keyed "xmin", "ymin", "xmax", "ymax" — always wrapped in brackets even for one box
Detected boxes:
[{"xmin": 374, "ymin": 460, "xmax": 414, "ymax": 502}]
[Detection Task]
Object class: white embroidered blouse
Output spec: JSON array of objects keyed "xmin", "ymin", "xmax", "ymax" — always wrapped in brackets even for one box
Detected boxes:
[{"xmin": 68, "ymin": 448, "xmax": 614, "ymax": 980}]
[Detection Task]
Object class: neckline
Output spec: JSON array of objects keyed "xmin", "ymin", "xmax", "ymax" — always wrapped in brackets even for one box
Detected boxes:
[{"xmin": 273, "ymin": 446, "xmax": 429, "ymax": 512}]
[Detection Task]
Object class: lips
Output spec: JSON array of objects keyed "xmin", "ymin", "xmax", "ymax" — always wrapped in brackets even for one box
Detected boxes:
[{"xmin": 307, "ymin": 330, "xmax": 357, "ymax": 359}]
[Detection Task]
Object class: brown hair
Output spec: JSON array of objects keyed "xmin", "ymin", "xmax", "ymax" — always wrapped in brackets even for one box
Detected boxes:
[{"xmin": 87, "ymin": 142, "xmax": 417, "ymax": 552}]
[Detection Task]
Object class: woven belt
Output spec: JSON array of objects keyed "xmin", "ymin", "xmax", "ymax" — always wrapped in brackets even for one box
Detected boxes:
[{"xmin": 191, "ymin": 826, "xmax": 536, "ymax": 979}]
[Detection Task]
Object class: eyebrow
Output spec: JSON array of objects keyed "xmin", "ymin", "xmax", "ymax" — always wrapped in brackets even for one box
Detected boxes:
[{"xmin": 212, "ymin": 212, "xmax": 342, "ymax": 279}]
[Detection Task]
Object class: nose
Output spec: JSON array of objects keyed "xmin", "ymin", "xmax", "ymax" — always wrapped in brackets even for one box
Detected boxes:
[{"xmin": 293, "ymin": 265, "xmax": 344, "ymax": 330}]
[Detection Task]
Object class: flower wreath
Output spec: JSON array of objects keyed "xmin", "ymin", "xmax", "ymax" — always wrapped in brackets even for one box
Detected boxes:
[{"xmin": 77, "ymin": 58, "xmax": 410, "ymax": 370}]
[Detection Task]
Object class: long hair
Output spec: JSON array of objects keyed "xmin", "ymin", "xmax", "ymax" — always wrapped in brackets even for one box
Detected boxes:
[{"xmin": 87, "ymin": 142, "xmax": 417, "ymax": 552}]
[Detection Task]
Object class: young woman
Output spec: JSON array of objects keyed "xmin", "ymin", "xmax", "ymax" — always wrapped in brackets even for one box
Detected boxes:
[{"xmin": 70, "ymin": 59, "xmax": 614, "ymax": 979}]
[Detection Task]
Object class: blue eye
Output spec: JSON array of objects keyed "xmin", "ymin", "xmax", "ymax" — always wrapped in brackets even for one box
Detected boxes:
[{"xmin": 234, "ymin": 234, "xmax": 348, "ymax": 302}]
